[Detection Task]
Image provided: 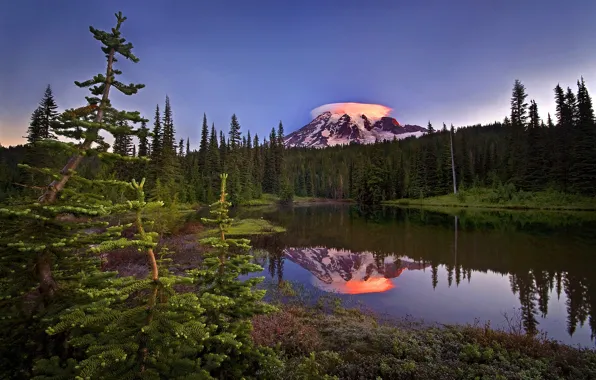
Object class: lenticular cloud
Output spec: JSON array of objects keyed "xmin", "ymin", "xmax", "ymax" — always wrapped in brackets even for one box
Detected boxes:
[{"xmin": 310, "ymin": 102, "xmax": 393, "ymax": 121}]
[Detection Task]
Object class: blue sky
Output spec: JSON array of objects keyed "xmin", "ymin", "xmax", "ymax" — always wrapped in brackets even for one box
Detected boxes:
[{"xmin": 1, "ymin": 0, "xmax": 596, "ymax": 147}]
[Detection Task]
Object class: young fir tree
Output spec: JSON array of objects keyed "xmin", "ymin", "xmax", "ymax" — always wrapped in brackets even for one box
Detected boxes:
[{"xmin": 193, "ymin": 173, "xmax": 279, "ymax": 378}]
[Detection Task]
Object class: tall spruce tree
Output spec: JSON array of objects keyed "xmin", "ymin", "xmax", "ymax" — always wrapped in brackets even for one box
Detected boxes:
[
  {"xmin": 509, "ymin": 80, "xmax": 529, "ymax": 186},
  {"xmin": 205, "ymin": 123, "xmax": 220, "ymax": 201},
  {"xmin": 524, "ymin": 100, "xmax": 547, "ymax": 190},
  {"xmin": 511, "ymin": 79, "xmax": 529, "ymax": 128},
  {"xmin": 23, "ymin": 86, "xmax": 61, "ymax": 192},
  {"xmin": 162, "ymin": 96, "xmax": 175, "ymax": 154},
  {"xmin": 229, "ymin": 114, "xmax": 241, "ymax": 149},
  {"xmin": 26, "ymin": 85, "xmax": 58, "ymax": 144},
  {"xmin": 199, "ymin": 112, "xmax": 209, "ymax": 168},
  {"xmin": 150, "ymin": 105, "xmax": 162, "ymax": 163}
]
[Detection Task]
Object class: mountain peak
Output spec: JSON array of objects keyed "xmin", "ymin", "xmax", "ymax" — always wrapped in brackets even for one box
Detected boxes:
[{"xmin": 285, "ymin": 102, "xmax": 426, "ymax": 148}]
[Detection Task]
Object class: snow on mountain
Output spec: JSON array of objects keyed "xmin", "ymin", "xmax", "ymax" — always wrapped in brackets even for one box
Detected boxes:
[
  {"xmin": 283, "ymin": 246, "xmax": 429, "ymax": 294},
  {"xmin": 285, "ymin": 103, "xmax": 427, "ymax": 148}
]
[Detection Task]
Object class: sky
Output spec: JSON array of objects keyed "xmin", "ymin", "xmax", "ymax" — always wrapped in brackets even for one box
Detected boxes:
[{"xmin": 1, "ymin": 0, "xmax": 596, "ymax": 147}]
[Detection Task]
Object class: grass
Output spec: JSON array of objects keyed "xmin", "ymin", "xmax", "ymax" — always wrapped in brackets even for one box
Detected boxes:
[
  {"xmin": 240, "ymin": 194, "xmax": 280, "ymax": 207},
  {"xmin": 199, "ymin": 217, "xmax": 286, "ymax": 237},
  {"xmin": 253, "ymin": 281, "xmax": 596, "ymax": 380},
  {"xmin": 383, "ymin": 187, "xmax": 596, "ymax": 211},
  {"xmin": 239, "ymin": 194, "xmax": 354, "ymax": 206}
]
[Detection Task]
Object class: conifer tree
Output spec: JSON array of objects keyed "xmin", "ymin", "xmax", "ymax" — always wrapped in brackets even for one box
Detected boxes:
[
  {"xmin": 525, "ymin": 100, "xmax": 547, "ymax": 190},
  {"xmin": 150, "ymin": 105, "xmax": 162, "ymax": 164},
  {"xmin": 547, "ymin": 113, "xmax": 555, "ymax": 128},
  {"xmin": 252, "ymin": 134, "xmax": 263, "ymax": 198},
  {"xmin": 27, "ymin": 108, "xmax": 44, "ymax": 144},
  {"xmin": 194, "ymin": 173, "xmax": 278, "ymax": 378},
  {"xmin": 552, "ymin": 84, "xmax": 571, "ymax": 190},
  {"xmin": 509, "ymin": 80, "xmax": 529, "ymax": 186},
  {"xmin": 219, "ymin": 130, "xmax": 227, "ymax": 171},
  {"xmin": 137, "ymin": 120, "xmax": 150, "ymax": 157},
  {"xmin": 113, "ymin": 121, "xmax": 134, "ymax": 156},
  {"xmin": 154, "ymin": 96, "xmax": 182, "ymax": 201},
  {"xmin": 206, "ymin": 124, "xmax": 220, "ymax": 201},
  {"xmin": 1, "ymin": 11, "xmax": 149, "ymax": 376},
  {"xmin": 528, "ymin": 100, "xmax": 540, "ymax": 129},
  {"xmin": 229, "ymin": 114, "xmax": 242, "ymax": 149},
  {"xmin": 570, "ymin": 77, "xmax": 596, "ymax": 194},
  {"xmin": 26, "ymin": 85, "xmax": 58, "ymax": 144},
  {"xmin": 199, "ymin": 113, "xmax": 209, "ymax": 168},
  {"xmin": 511, "ymin": 79, "xmax": 529, "ymax": 128},
  {"xmin": 23, "ymin": 86, "xmax": 61, "ymax": 192},
  {"xmin": 162, "ymin": 95, "xmax": 175, "ymax": 154},
  {"xmin": 427, "ymin": 121, "xmax": 434, "ymax": 133},
  {"xmin": 178, "ymin": 138, "xmax": 184, "ymax": 157}
]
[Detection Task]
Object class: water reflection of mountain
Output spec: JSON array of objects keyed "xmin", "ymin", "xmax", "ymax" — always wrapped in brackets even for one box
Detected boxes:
[
  {"xmin": 248, "ymin": 205, "xmax": 596, "ymax": 343},
  {"xmin": 283, "ymin": 247, "xmax": 429, "ymax": 294}
]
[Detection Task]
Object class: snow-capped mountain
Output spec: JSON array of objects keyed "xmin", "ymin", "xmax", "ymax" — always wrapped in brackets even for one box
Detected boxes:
[
  {"xmin": 284, "ymin": 110, "xmax": 427, "ymax": 148},
  {"xmin": 283, "ymin": 246, "xmax": 429, "ymax": 294}
]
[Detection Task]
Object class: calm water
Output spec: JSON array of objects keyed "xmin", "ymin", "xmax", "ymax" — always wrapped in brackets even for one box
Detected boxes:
[{"xmin": 237, "ymin": 204, "xmax": 596, "ymax": 347}]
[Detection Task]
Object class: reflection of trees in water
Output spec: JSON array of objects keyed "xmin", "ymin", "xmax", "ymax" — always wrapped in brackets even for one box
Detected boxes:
[
  {"xmin": 247, "ymin": 205, "xmax": 596, "ymax": 341},
  {"xmin": 564, "ymin": 274, "xmax": 590, "ymax": 337},
  {"xmin": 509, "ymin": 272, "xmax": 539, "ymax": 336}
]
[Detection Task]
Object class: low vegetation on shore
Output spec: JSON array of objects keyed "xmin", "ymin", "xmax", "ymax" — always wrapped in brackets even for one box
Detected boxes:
[
  {"xmin": 383, "ymin": 186, "xmax": 596, "ymax": 211},
  {"xmin": 252, "ymin": 282, "xmax": 596, "ymax": 380}
]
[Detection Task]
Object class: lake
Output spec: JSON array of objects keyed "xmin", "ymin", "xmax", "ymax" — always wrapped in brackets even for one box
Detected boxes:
[{"xmin": 237, "ymin": 204, "xmax": 596, "ymax": 347}]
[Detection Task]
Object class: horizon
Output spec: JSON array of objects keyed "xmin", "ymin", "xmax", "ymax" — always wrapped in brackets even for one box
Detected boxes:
[{"xmin": 2, "ymin": 1, "xmax": 596, "ymax": 147}]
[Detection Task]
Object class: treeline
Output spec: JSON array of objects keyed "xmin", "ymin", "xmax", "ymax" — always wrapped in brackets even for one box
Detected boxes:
[
  {"xmin": 2, "ymin": 61, "xmax": 595, "ymax": 207},
  {"xmin": 285, "ymin": 79, "xmax": 596, "ymax": 203},
  {"xmin": 1, "ymin": 91, "xmax": 292, "ymax": 205}
]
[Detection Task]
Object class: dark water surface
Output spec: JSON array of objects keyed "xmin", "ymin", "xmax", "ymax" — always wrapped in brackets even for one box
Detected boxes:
[{"xmin": 236, "ymin": 204, "xmax": 596, "ymax": 347}]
